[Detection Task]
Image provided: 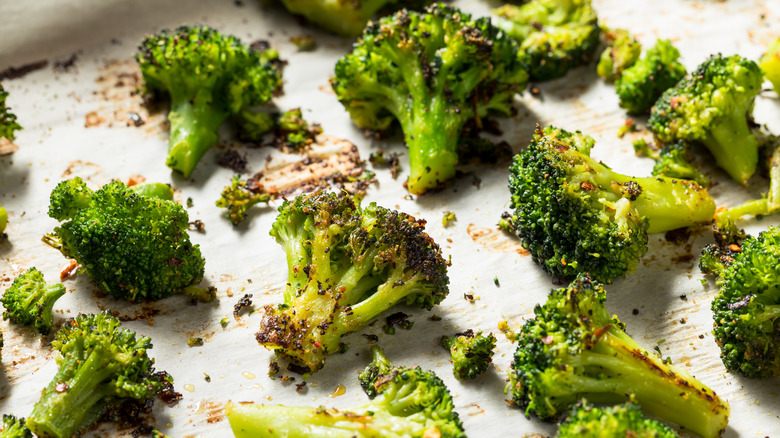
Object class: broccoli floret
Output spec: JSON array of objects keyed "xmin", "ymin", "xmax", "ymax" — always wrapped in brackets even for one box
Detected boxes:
[
  {"xmin": 216, "ymin": 176, "xmax": 271, "ymax": 225},
  {"xmin": 616, "ymin": 39, "xmax": 687, "ymax": 115},
  {"xmin": 1, "ymin": 267, "xmax": 65, "ymax": 335},
  {"xmin": 236, "ymin": 108, "xmax": 277, "ymax": 142},
  {"xmin": 557, "ymin": 400, "xmax": 678, "ymax": 438},
  {"xmin": 649, "ymin": 54, "xmax": 764, "ymax": 184},
  {"xmin": 273, "ymin": 108, "xmax": 322, "ymax": 151},
  {"xmin": 596, "ymin": 28, "xmax": 641, "ymax": 81},
  {"xmin": 136, "ymin": 25, "xmax": 282, "ymax": 178},
  {"xmin": 0, "ymin": 415, "xmax": 31, "ymax": 438},
  {"xmin": 279, "ymin": 0, "xmax": 435, "ymax": 37},
  {"xmin": 494, "ymin": 0, "xmax": 600, "ymax": 81},
  {"xmin": 699, "ymin": 226, "xmax": 780, "ymax": 377},
  {"xmin": 507, "ymin": 125, "xmax": 715, "ymax": 283},
  {"xmin": 440, "ymin": 329, "xmax": 496, "ymax": 379},
  {"xmin": 0, "ymin": 83, "xmax": 22, "ymax": 142},
  {"xmin": 760, "ymin": 37, "xmax": 780, "ymax": 94},
  {"xmin": 332, "ymin": 4, "xmax": 529, "ymax": 195},
  {"xmin": 226, "ymin": 346, "xmax": 465, "ymax": 437},
  {"xmin": 26, "ymin": 311, "xmax": 171, "ymax": 438},
  {"xmin": 255, "ymin": 191, "xmax": 449, "ymax": 373},
  {"xmin": 43, "ymin": 177, "xmax": 205, "ymax": 302},
  {"xmin": 509, "ymin": 275, "xmax": 730, "ymax": 438},
  {"xmin": 633, "ymin": 139, "xmax": 710, "ymax": 187}
]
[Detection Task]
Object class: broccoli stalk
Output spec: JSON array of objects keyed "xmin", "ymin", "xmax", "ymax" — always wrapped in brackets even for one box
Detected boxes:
[
  {"xmin": 255, "ymin": 191, "xmax": 449, "ymax": 373},
  {"xmin": 1, "ymin": 267, "xmax": 65, "ymax": 334},
  {"xmin": 26, "ymin": 312, "xmax": 170, "ymax": 438},
  {"xmin": 216, "ymin": 176, "xmax": 271, "ymax": 225},
  {"xmin": 440, "ymin": 329, "xmax": 496, "ymax": 379},
  {"xmin": 0, "ymin": 83, "xmax": 22, "ymax": 142},
  {"xmin": 508, "ymin": 125, "xmax": 715, "ymax": 282},
  {"xmin": 332, "ymin": 4, "xmax": 528, "ymax": 195},
  {"xmin": 0, "ymin": 415, "xmax": 32, "ymax": 438},
  {"xmin": 510, "ymin": 275, "xmax": 730, "ymax": 438},
  {"xmin": 760, "ymin": 37, "xmax": 780, "ymax": 94},
  {"xmin": 557, "ymin": 400, "xmax": 678, "ymax": 438}
]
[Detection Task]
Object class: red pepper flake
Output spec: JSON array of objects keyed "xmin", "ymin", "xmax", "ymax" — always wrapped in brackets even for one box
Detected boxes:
[
  {"xmin": 55, "ymin": 382, "xmax": 68, "ymax": 393},
  {"xmin": 541, "ymin": 335, "xmax": 554, "ymax": 344},
  {"xmin": 728, "ymin": 244, "xmax": 741, "ymax": 252},
  {"xmin": 60, "ymin": 260, "xmax": 79, "ymax": 281}
]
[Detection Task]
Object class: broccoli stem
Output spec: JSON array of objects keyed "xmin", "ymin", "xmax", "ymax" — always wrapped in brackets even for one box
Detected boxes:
[
  {"xmin": 166, "ymin": 97, "xmax": 229, "ymax": 178},
  {"xmin": 700, "ymin": 111, "xmax": 758, "ymax": 185},
  {"xmin": 26, "ymin": 284, "xmax": 65, "ymax": 330},
  {"xmin": 405, "ymin": 96, "xmax": 461, "ymax": 195},
  {"xmin": 128, "ymin": 183, "xmax": 174, "ymax": 200}
]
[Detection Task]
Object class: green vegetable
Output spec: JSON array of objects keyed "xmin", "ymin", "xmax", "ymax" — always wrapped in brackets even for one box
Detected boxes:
[
  {"xmin": 216, "ymin": 176, "xmax": 271, "ymax": 225},
  {"xmin": 0, "ymin": 83, "xmax": 22, "ymax": 141},
  {"xmin": 440, "ymin": 330, "xmax": 496, "ymax": 379},
  {"xmin": 597, "ymin": 28, "xmax": 641, "ymax": 81},
  {"xmin": 1, "ymin": 267, "xmax": 65, "ymax": 334},
  {"xmin": 616, "ymin": 39, "xmax": 686, "ymax": 115},
  {"xmin": 0, "ymin": 206, "xmax": 7, "ymax": 234},
  {"xmin": 0, "ymin": 415, "xmax": 32, "ymax": 438},
  {"xmin": 633, "ymin": 139, "xmax": 710, "ymax": 188},
  {"xmin": 760, "ymin": 37, "xmax": 780, "ymax": 94},
  {"xmin": 557, "ymin": 400, "xmax": 678, "ymax": 438}
]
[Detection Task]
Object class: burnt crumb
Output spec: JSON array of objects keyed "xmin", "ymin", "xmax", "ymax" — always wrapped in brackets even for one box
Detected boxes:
[
  {"xmin": 268, "ymin": 361, "xmax": 281, "ymax": 378},
  {"xmin": 250, "ymin": 40, "xmax": 271, "ymax": 53},
  {"xmin": 369, "ymin": 150, "xmax": 401, "ymax": 179},
  {"xmin": 430, "ymin": 314, "xmax": 442, "ymax": 321},
  {"xmin": 218, "ymin": 150, "xmax": 248, "ymax": 172},
  {"xmin": 528, "ymin": 83, "xmax": 543, "ymax": 100},
  {"xmin": 679, "ymin": 294, "xmax": 687, "ymax": 301},
  {"xmin": 679, "ymin": 318, "xmax": 686, "ymax": 324},
  {"xmin": 464, "ymin": 293, "xmax": 476, "ymax": 302},
  {"xmin": 287, "ymin": 362, "xmax": 310, "ymax": 375},
  {"xmin": 698, "ymin": 334, "xmax": 705, "ymax": 339},
  {"xmin": 472, "ymin": 175, "xmax": 482, "ymax": 189},
  {"xmin": 362, "ymin": 334, "xmax": 379, "ymax": 344},
  {"xmin": 233, "ymin": 294, "xmax": 254, "ymax": 319},
  {"xmin": 103, "ymin": 398, "xmax": 154, "ymax": 429},
  {"xmin": 189, "ymin": 220, "xmax": 205, "ymax": 232},
  {"xmin": 382, "ymin": 312, "xmax": 413, "ymax": 334},
  {"xmin": 155, "ymin": 371, "xmax": 182, "ymax": 407},
  {"xmin": 234, "ymin": 0, "xmax": 244, "ymax": 5},
  {"xmin": 0, "ymin": 60, "xmax": 48, "ymax": 80},
  {"xmin": 665, "ymin": 227, "xmax": 691, "ymax": 244},
  {"xmin": 131, "ymin": 425, "xmax": 154, "ymax": 438},
  {"xmin": 54, "ymin": 53, "xmax": 78, "ymax": 72},
  {"xmin": 295, "ymin": 381, "xmax": 307, "ymax": 392},
  {"xmin": 127, "ymin": 112, "xmax": 145, "ymax": 127},
  {"xmin": 632, "ymin": 308, "xmax": 639, "ymax": 315}
]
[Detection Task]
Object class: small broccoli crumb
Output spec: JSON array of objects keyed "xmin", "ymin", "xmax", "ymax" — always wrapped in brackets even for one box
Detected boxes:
[
  {"xmin": 493, "ymin": 276, "xmax": 500, "ymax": 287},
  {"xmin": 290, "ymin": 34, "xmax": 317, "ymax": 51},
  {"xmin": 187, "ymin": 337, "xmax": 204, "ymax": 347},
  {"xmin": 617, "ymin": 119, "xmax": 638, "ymax": 138},
  {"xmin": 442, "ymin": 211, "xmax": 456, "ymax": 228},
  {"xmin": 186, "ymin": 197, "xmax": 193, "ymax": 208},
  {"xmin": 204, "ymin": 373, "xmax": 211, "ymax": 382},
  {"xmin": 382, "ymin": 312, "xmax": 413, "ymax": 335},
  {"xmin": 441, "ymin": 330, "xmax": 496, "ymax": 379},
  {"xmin": 220, "ymin": 317, "xmax": 229, "ymax": 328},
  {"xmin": 368, "ymin": 151, "xmax": 401, "ymax": 179}
]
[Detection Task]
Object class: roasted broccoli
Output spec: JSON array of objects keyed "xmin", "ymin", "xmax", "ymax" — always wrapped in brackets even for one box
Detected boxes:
[
  {"xmin": 26, "ymin": 311, "xmax": 171, "ymax": 438},
  {"xmin": 509, "ymin": 275, "xmax": 730, "ymax": 438},
  {"xmin": 273, "ymin": 108, "xmax": 322, "ymax": 151},
  {"xmin": 137, "ymin": 25, "xmax": 282, "ymax": 178},
  {"xmin": 596, "ymin": 28, "xmax": 641, "ymax": 81},
  {"xmin": 0, "ymin": 206, "xmax": 7, "ymax": 234},
  {"xmin": 440, "ymin": 329, "xmax": 496, "ymax": 379},
  {"xmin": 216, "ymin": 175, "xmax": 271, "ymax": 225},
  {"xmin": 760, "ymin": 37, "xmax": 780, "ymax": 94},
  {"xmin": 616, "ymin": 39, "xmax": 687, "ymax": 115},
  {"xmin": 507, "ymin": 125, "xmax": 715, "ymax": 283},
  {"xmin": 494, "ymin": 0, "xmax": 600, "ymax": 81},
  {"xmin": 0, "ymin": 83, "xmax": 21, "ymax": 142},
  {"xmin": 649, "ymin": 54, "xmax": 764, "ymax": 184},
  {"xmin": 43, "ymin": 177, "xmax": 205, "ymax": 302},
  {"xmin": 226, "ymin": 346, "xmax": 465, "ymax": 437},
  {"xmin": 236, "ymin": 108, "xmax": 277, "ymax": 142},
  {"xmin": 255, "ymin": 191, "xmax": 449, "ymax": 373},
  {"xmin": 699, "ymin": 225, "xmax": 780, "ymax": 377},
  {"xmin": 332, "ymin": 4, "xmax": 528, "ymax": 195},
  {"xmin": 557, "ymin": 400, "xmax": 678, "ymax": 438},
  {"xmin": 0, "ymin": 415, "xmax": 31, "ymax": 438},
  {"xmin": 633, "ymin": 138, "xmax": 710, "ymax": 187},
  {"xmin": 1, "ymin": 267, "xmax": 65, "ymax": 335}
]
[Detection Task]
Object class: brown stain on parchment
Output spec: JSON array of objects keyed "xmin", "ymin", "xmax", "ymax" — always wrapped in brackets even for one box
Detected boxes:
[{"xmin": 467, "ymin": 223, "xmax": 529, "ymax": 256}]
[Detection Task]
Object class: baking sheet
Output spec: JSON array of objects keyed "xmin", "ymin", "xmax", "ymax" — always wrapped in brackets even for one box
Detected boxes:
[{"xmin": 1, "ymin": 0, "xmax": 779, "ymax": 436}]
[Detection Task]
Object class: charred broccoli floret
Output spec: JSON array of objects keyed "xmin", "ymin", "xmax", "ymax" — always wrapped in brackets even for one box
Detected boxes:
[
  {"xmin": 616, "ymin": 39, "xmax": 686, "ymax": 115},
  {"xmin": 332, "ymin": 4, "xmax": 528, "ymax": 195},
  {"xmin": 633, "ymin": 138, "xmax": 710, "ymax": 187},
  {"xmin": 507, "ymin": 125, "xmax": 715, "ymax": 283},
  {"xmin": 1, "ymin": 267, "xmax": 65, "ymax": 335},
  {"xmin": 255, "ymin": 191, "xmax": 449, "ymax": 373},
  {"xmin": 596, "ymin": 28, "xmax": 641, "ymax": 81},
  {"xmin": 0, "ymin": 83, "xmax": 21, "ymax": 142},
  {"xmin": 699, "ymin": 225, "xmax": 780, "ymax": 377},
  {"xmin": 509, "ymin": 275, "xmax": 730, "ymax": 438},
  {"xmin": 226, "ymin": 346, "xmax": 465, "ymax": 437},
  {"xmin": 494, "ymin": 0, "xmax": 600, "ymax": 81},
  {"xmin": 136, "ymin": 25, "xmax": 282, "ymax": 178},
  {"xmin": 0, "ymin": 415, "xmax": 31, "ymax": 438},
  {"xmin": 557, "ymin": 400, "xmax": 678, "ymax": 438},
  {"xmin": 760, "ymin": 37, "xmax": 780, "ymax": 94},
  {"xmin": 649, "ymin": 54, "xmax": 764, "ymax": 184},
  {"xmin": 43, "ymin": 177, "xmax": 205, "ymax": 302},
  {"xmin": 216, "ymin": 176, "xmax": 271, "ymax": 225},
  {"xmin": 440, "ymin": 329, "xmax": 496, "ymax": 380},
  {"xmin": 26, "ymin": 311, "xmax": 171, "ymax": 438}
]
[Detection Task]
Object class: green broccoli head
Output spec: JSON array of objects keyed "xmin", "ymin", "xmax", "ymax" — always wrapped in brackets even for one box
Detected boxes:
[
  {"xmin": 507, "ymin": 125, "xmax": 715, "ymax": 283},
  {"xmin": 255, "ymin": 191, "xmax": 450, "ymax": 373},
  {"xmin": 700, "ymin": 226, "xmax": 780, "ymax": 378},
  {"xmin": 440, "ymin": 329, "xmax": 496, "ymax": 380},
  {"xmin": 0, "ymin": 83, "xmax": 22, "ymax": 142},
  {"xmin": 136, "ymin": 25, "xmax": 282, "ymax": 178},
  {"xmin": 557, "ymin": 400, "xmax": 679, "ymax": 438},
  {"xmin": 44, "ymin": 177, "xmax": 205, "ymax": 301},
  {"xmin": 596, "ymin": 28, "xmax": 642, "ymax": 81},
  {"xmin": 509, "ymin": 275, "xmax": 730, "ymax": 438},
  {"xmin": 0, "ymin": 415, "xmax": 32, "ymax": 438},
  {"xmin": 26, "ymin": 311, "xmax": 170, "ymax": 438},
  {"xmin": 616, "ymin": 39, "xmax": 687, "ymax": 115},
  {"xmin": 226, "ymin": 346, "xmax": 465, "ymax": 438},
  {"xmin": 215, "ymin": 175, "xmax": 271, "ymax": 225},
  {"xmin": 494, "ymin": 0, "xmax": 600, "ymax": 81},
  {"xmin": 1, "ymin": 267, "xmax": 65, "ymax": 335},
  {"xmin": 649, "ymin": 54, "xmax": 764, "ymax": 184},
  {"xmin": 760, "ymin": 37, "xmax": 780, "ymax": 94},
  {"xmin": 332, "ymin": 4, "xmax": 529, "ymax": 195}
]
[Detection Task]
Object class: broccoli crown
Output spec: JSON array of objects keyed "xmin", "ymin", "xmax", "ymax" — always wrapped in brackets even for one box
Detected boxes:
[
  {"xmin": 256, "ymin": 191, "xmax": 449, "ymax": 373},
  {"xmin": 760, "ymin": 37, "xmax": 780, "ymax": 94},
  {"xmin": 215, "ymin": 175, "xmax": 271, "ymax": 225},
  {"xmin": 440, "ymin": 329, "xmax": 496, "ymax": 379},
  {"xmin": 332, "ymin": 3, "xmax": 528, "ymax": 195},
  {"xmin": 700, "ymin": 226, "xmax": 780, "ymax": 377},
  {"xmin": 136, "ymin": 25, "xmax": 282, "ymax": 177},
  {"xmin": 596, "ymin": 28, "xmax": 642, "ymax": 81},
  {"xmin": 359, "ymin": 343, "xmax": 394, "ymax": 398},
  {"xmin": 509, "ymin": 275, "xmax": 730, "ymax": 438},
  {"xmin": 616, "ymin": 39, "xmax": 687, "ymax": 115},
  {"xmin": 507, "ymin": 125, "xmax": 714, "ymax": 283},
  {"xmin": 45, "ymin": 177, "xmax": 205, "ymax": 301},
  {"xmin": 0, "ymin": 83, "xmax": 22, "ymax": 142},
  {"xmin": 649, "ymin": 54, "xmax": 763, "ymax": 184},
  {"xmin": 26, "ymin": 311, "xmax": 168, "ymax": 438},
  {"xmin": 1, "ymin": 267, "xmax": 65, "ymax": 335},
  {"xmin": 0, "ymin": 415, "xmax": 32, "ymax": 438},
  {"xmin": 557, "ymin": 400, "xmax": 678, "ymax": 438},
  {"xmin": 494, "ymin": 0, "xmax": 600, "ymax": 81}
]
